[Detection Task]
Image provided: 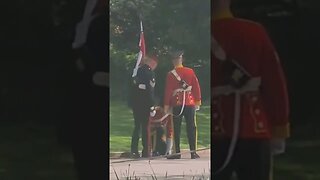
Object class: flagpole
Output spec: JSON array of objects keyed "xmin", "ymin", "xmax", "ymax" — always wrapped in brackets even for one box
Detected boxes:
[{"xmin": 132, "ymin": 19, "xmax": 145, "ymax": 77}]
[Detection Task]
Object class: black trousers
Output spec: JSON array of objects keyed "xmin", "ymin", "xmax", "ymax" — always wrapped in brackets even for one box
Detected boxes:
[
  {"xmin": 131, "ymin": 104, "xmax": 149, "ymax": 156},
  {"xmin": 213, "ymin": 138, "xmax": 272, "ymax": 180},
  {"xmin": 172, "ymin": 106, "xmax": 197, "ymax": 153},
  {"xmin": 71, "ymin": 83, "xmax": 107, "ymax": 180}
]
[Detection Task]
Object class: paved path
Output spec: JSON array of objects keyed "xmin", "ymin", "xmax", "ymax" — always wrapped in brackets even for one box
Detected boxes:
[{"xmin": 109, "ymin": 149, "xmax": 210, "ymax": 180}]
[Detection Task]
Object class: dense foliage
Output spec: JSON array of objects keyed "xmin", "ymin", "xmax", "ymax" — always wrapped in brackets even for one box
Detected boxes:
[{"xmin": 110, "ymin": 0, "xmax": 211, "ymax": 103}]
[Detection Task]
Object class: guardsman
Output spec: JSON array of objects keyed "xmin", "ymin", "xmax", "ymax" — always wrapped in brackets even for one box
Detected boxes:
[
  {"xmin": 164, "ymin": 50, "xmax": 202, "ymax": 159},
  {"xmin": 68, "ymin": 0, "xmax": 108, "ymax": 179},
  {"xmin": 212, "ymin": 0, "xmax": 290, "ymax": 179},
  {"xmin": 130, "ymin": 56, "xmax": 158, "ymax": 158}
]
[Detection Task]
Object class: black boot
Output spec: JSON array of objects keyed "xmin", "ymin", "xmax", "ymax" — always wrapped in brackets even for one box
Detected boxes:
[
  {"xmin": 141, "ymin": 149, "xmax": 149, "ymax": 158},
  {"xmin": 191, "ymin": 152, "xmax": 200, "ymax": 159},
  {"xmin": 167, "ymin": 153, "xmax": 181, "ymax": 159},
  {"xmin": 152, "ymin": 151, "xmax": 161, "ymax": 157},
  {"xmin": 130, "ymin": 152, "xmax": 140, "ymax": 159}
]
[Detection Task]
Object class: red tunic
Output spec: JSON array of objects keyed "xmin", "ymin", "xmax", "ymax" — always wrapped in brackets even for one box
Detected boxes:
[
  {"xmin": 213, "ymin": 17, "xmax": 290, "ymax": 139},
  {"xmin": 164, "ymin": 66, "xmax": 201, "ymax": 107}
]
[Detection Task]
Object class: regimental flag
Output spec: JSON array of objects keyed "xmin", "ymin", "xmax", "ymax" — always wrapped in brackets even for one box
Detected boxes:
[{"xmin": 132, "ymin": 21, "xmax": 146, "ymax": 77}]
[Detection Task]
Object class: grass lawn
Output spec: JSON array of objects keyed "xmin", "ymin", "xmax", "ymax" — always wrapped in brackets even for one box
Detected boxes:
[
  {"xmin": 109, "ymin": 100, "xmax": 211, "ymax": 152},
  {"xmin": 0, "ymin": 105, "xmax": 319, "ymax": 179},
  {"xmin": 109, "ymin": 101, "xmax": 320, "ymax": 179}
]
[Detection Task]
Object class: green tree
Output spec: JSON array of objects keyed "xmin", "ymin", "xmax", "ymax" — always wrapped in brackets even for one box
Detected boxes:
[{"xmin": 110, "ymin": 0, "xmax": 211, "ymax": 102}]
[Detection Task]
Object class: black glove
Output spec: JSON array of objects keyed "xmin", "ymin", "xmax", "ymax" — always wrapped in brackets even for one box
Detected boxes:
[
  {"xmin": 180, "ymin": 80, "xmax": 190, "ymax": 90},
  {"xmin": 222, "ymin": 59, "xmax": 250, "ymax": 89}
]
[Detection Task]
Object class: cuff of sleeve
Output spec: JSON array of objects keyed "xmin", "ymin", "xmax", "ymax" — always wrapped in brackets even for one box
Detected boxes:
[
  {"xmin": 195, "ymin": 100, "xmax": 201, "ymax": 106},
  {"xmin": 272, "ymin": 123, "xmax": 290, "ymax": 139}
]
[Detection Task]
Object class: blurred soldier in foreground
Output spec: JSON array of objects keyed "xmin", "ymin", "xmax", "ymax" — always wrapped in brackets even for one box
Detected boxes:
[
  {"xmin": 68, "ymin": 0, "xmax": 108, "ymax": 179},
  {"xmin": 164, "ymin": 50, "xmax": 202, "ymax": 159},
  {"xmin": 212, "ymin": 0, "xmax": 290, "ymax": 179},
  {"xmin": 130, "ymin": 56, "xmax": 158, "ymax": 158}
]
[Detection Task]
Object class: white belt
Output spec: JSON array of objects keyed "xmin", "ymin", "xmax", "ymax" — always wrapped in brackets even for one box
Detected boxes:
[
  {"xmin": 213, "ymin": 77, "xmax": 261, "ymax": 97},
  {"xmin": 214, "ymin": 77, "xmax": 261, "ymax": 175},
  {"xmin": 172, "ymin": 86, "xmax": 192, "ymax": 97},
  {"xmin": 171, "ymin": 86, "xmax": 192, "ymax": 117}
]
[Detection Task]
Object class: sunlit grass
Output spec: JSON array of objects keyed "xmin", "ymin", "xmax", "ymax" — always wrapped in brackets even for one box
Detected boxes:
[{"xmin": 110, "ymin": 101, "xmax": 211, "ymax": 152}]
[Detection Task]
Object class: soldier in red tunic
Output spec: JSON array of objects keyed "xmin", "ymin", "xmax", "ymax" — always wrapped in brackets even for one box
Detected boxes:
[
  {"xmin": 164, "ymin": 50, "xmax": 202, "ymax": 159},
  {"xmin": 212, "ymin": 0, "xmax": 290, "ymax": 179}
]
